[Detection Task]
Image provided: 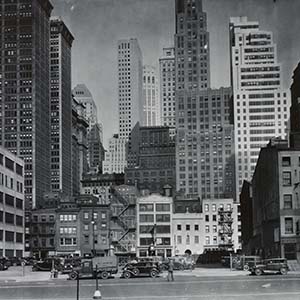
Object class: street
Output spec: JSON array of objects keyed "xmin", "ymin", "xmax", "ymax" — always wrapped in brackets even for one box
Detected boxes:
[{"xmin": 0, "ymin": 274, "xmax": 300, "ymax": 300}]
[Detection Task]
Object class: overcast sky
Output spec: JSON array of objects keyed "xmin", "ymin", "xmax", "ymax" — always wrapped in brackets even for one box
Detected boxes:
[{"xmin": 51, "ymin": 0, "xmax": 300, "ymax": 148}]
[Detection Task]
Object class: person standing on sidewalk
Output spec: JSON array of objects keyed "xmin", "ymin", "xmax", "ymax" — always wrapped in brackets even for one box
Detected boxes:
[{"xmin": 167, "ymin": 258, "xmax": 174, "ymax": 282}]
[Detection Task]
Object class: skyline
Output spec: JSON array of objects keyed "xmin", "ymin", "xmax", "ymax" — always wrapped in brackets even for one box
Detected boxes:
[{"xmin": 51, "ymin": 0, "xmax": 300, "ymax": 147}]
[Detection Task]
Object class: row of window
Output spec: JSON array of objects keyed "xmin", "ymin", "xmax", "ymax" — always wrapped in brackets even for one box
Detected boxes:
[
  {"xmin": 0, "ymin": 230, "xmax": 23, "ymax": 243},
  {"xmin": 139, "ymin": 203, "xmax": 170, "ymax": 212}
]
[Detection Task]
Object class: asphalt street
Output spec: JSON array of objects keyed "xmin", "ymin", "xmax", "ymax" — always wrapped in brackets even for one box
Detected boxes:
[{"xmin": 0, "ymin": 274, "xmax": 300, "ymax": 300}]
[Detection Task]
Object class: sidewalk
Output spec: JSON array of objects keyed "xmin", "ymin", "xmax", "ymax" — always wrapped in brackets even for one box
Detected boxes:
[{"xmin": 0, "ymin": 266, "xmax": 68, "ymax": 283}]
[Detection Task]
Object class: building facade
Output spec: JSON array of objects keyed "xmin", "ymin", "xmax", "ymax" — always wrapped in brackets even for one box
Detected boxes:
[
  {"xmin": 72, "ymin": 97, "xmax": 89, "ymax": 196},
  {"xmin": 136, "ymin": 194, "xmax": 173, "ymax": 258},
  {"xmin": 118, "ymin": 39, "xmax": 143, "ymax": 139},
  {"xmin": 81, "ymin": 173, "xmax": 124, "ymax": 203},
  {"xmin": 251, "ymin": 140, "xmax": 300, "ymax": 260},
  {"xmin": 102, "ymin": 134, "xmax": 127, "ymax": 174},
  {"xmin": 0, "ymin": 147, "xmax": 24, "ymax": 257},
  {"xmin": 73, "ymin": 84, "xmax": 104, "ymax": 172},
  {"xmin": 229, "ymin": 16, "xmax": 290, "ymax": 197},
  {"xmin": 142, "ymin": 65, "xmax": 160, "ymax": 126},
  {"xmin": 290, "ymin": 62, "xmax": 300, "ymax": 149},
  {"xmin": 159, "ymin": 47, "xmax": 176, "ymax": 128},
  {"xmin": 176, "ymin": 88, "xmax": 235, "ymax": 199},
  {"xmin": 125, "ymin": 122, "xmax": 176, "ymax": 194},
  {"xmin": 0, "ymin": 0, "xmax": 53, "ymax": 210},
  {"xmin": 49, "ymin": 18, "xmax": 74, "ymax": 195}
]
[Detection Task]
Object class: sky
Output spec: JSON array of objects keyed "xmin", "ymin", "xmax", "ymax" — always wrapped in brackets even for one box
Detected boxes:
[{"xmin": 51, "ymin": 0, "xmax": 300, "ymax": 148}]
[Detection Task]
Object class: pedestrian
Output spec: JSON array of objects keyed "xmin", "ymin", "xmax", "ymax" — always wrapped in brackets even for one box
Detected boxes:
[{"xmin": 167, "ymin": 258, "xmax": 174, "ymax": 282}]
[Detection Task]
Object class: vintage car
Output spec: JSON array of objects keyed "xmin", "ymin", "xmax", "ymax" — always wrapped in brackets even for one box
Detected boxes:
[
  {"xmin": 121, "ymin": 261, "xmax": 160, "ymax": 279},
  {"xmin": 249, "ymin": 258, "xmax": 289, "ymax": 276},
  {"xmin": 0, "ymin": 257, "xmax": 9, "ymax": 271},
  {"xmin": 32, "ymin": 257, "xmax": 63, "ymax": 272},
  {"xmin": 235, "ymin": 256, "xmax": 262, "ymax": 271}
]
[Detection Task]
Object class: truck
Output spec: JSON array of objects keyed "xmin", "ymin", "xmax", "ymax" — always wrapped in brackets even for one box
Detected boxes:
[{"xmin": 68, "ymin": 256, "xmax": 118, "ymax": 280}]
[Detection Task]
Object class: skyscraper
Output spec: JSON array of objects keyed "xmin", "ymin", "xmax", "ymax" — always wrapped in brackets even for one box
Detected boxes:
[
  {"xmin": 229, "ymin": 16, "xmax": 290, "ymax": 197},
  {"xmin": 175, "ymin": 0, "xmax": 210, "ymax": 91},
  {"xmin": 73, "ymin": 84, "xmax": 104, "ymax": 172},
  {"xmin": 118, "ymin": 38, "xmax": 143, "ymax": 139},
  {"xmin": 159, "ymin": 47, "xmax": 176, "ymax": 128},
  {"xmin": 142, "ymin": 65, "xmax": 160, "ymax": 126},
  {"xmin": 0, "ymin": 0, "xmax": 53, "ymax": 209},
  {"xmin": 49, "ymin": 17, "xmax": 74, "ymax": 195}
]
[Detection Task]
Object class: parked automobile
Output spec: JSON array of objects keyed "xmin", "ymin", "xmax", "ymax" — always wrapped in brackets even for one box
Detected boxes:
[
  {"xmin": 69, "ymin": 256, "xmax": 118, "ymax": 280},
  {"xmin": 249, "ymin": 258, "xmax": 289, "ymax": 276},
  {"xmin": 234, "ymin": 256, "xmax": 262, "ymax": 271},
  {"xmin": 121, "ymin": 261, "xmax": 160, "ymax": 279},
  {"xmin": 23, "ymin": 257, "xmax": 37, "ymax": 266},
  {"xmin": 8, "ymin": 257, "xmax": 22, "ymax": 266},
  {"xmin": 0, "ymin": 257, "xmax": 9, "ymax": 271},
  {"xmin": 160, "ymin": 256, "xmax": 194, "ymax": 271},
  {"xmin": 61, "ymin": 257, "xmax": 81, "ymax": 274},
  {"xmin": 32, "ymin": 257, "xmax": 63, "ymax": 272}
]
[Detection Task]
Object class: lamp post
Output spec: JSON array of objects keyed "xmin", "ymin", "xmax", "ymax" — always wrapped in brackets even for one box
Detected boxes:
[{"xmin": 91, "ymin": 220, "xmax": 95, "ymax": 257}]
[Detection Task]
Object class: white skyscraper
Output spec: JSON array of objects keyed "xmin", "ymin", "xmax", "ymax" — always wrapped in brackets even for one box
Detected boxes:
[
  {"xmin": 118, "ymin": 38, "xmax": 143, "ymax": 139},
  {"xmin": 142, "ymin": 65, "xmax": 160, "ymax": 126},
  {"xmin": 230, "ymin": 16, "xmax": 290, "ymax": 197},
  {"xmin": 159, "ymin": 47, "xmax": 176, "ymax": 127},
  {"xmin": 102, "ymin": 134, "xmax": 127, "ymax": 174}
]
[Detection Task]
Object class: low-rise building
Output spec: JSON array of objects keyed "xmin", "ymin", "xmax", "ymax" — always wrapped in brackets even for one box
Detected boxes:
[
  {"xmin": 251, "ymin": 139, "xmax": 300, "ymax": 260},
  {"xmin": 0, "ymin": 148, "xmax": 25, "ymax": 257},
  {"xmin": 136, "ymin": 193, "xmax": 173, "ymax": 258}
]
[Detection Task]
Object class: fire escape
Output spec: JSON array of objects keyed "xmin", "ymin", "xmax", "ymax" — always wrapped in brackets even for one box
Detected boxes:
[
  {"xmin": 110, "ymin": 187, "xmax": 136, "ymax": 254},
  {"xmin": 218, "ymin": 207, "xmax": 234, "ymax": 251}
]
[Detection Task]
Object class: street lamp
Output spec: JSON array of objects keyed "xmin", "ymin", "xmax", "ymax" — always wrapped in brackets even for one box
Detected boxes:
[{"xmin": 91, "ymin": 220, "xmax": 95, "ymax": 256}]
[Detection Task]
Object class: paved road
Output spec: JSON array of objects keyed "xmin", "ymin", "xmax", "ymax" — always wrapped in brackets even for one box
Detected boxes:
[{"xmin": 0, "ymin": 274, "xmax": 300, "ymax": 300}]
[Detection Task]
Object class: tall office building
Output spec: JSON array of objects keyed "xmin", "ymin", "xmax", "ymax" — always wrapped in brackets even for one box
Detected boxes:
[
  {"xmin": 142, "ymin": 65, "xmax": 160, "ymax": 126},
  {"xmin": 102, "ymin": 134, "xmax": 127, "ymax": 174},
  {"xmin": 49, "ymin": 18, "xmax": 74, "ymax": 195},
  {"xmin": 176, "ymin": 88, "xmax": 235, "ymax": 199},
  {"xmin": 73, "ymin": 84, "xmax": 104, "ymax": 171},
  {"xmin": 159, "ymin": 47, "xmax": 176, "ymax": 127},
  {"xmin": 175, "ymin": 0, "xmax": 210, "ymax": 91},
  {"xmin": 0, "ymin": 0, "xmax": 53, "ymax": 209},
  {"xmin": 118, "ymin": 39, "xmax": 143, "ymax": 139},
  {"xmin": 230, "ymin": 16, "xmax": 290, "ymax": 197}
]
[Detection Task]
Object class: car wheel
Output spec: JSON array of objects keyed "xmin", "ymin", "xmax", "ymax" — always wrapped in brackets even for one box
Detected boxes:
[
  {"xmin": 132, "ymin": 268, "xmax": 140, "ymax": 276},
  {"xmin": 255, "ymin": 268, "xmax": 262, "ymax": 276},
  {"xmin": 123, "ymin": 271, "xmax": 131, "ymax": 279},
  {"xmin": 243, "ymin": 265, "xmax": 249, "ymax": 271},
  {"xmin": 69, "ymin": 271, "xmax": 78, "ymax": 280},
  {"xmin": 150, "ymin": 270, "xmax": 158, "ymax": 278},
  {"xmin": 280, "ymin": 267, "xmax": 287, "ymax": 275},
  {"xmin": 32, "ymin": 266, "xmax": 37, "ymax": 272},
  {"xmin": 101, "ymin": 271, "xmax": 109, "ymax": 280}
]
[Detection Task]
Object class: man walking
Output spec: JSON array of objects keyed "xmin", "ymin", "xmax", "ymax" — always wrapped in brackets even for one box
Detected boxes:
[{"xmin": 167, "ymin": 258, "xmax": 174, "ymax": 282}]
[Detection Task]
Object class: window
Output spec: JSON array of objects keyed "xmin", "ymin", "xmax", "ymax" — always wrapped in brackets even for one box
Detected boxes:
[
  {"xmin": 16, "ymin": 164, "xmax": 23, "ymax": 176},
  {"xmin": 177, "ymin": 224, "xmax": 182, "ymax": 231},
  {"xmin": 194, "ymin": 224, "xmax": 199, "ymax": 231},
  {"xmin": 140, "ymin": 214, "xmax": 154, "ymax": 222},
  {"xmin": 195, "ymin": 236, "xmax": 199, "ymax": 244},
  {"xmin": 156, "ymin": 204, "xmax": 170, "ymax": 212},
  {"xmin": 282, "ymin": 156, "xmax": 291, "ymax": 167},
  {"xmin": 213, "ymin": 225, "xmax": 217, "ymax": 233},
  {"xmin": 5, "ymin": 157, "xmax": 14, "ymax": 171},
  {"xmin": 283, "ymin": 172, "xmax": 292, "ymax": 186},
  {"xmin": 186, "ymin": 224, "xmax": 190, "ymax": 231},
  {"xmin": 84, "ymin": 212, "xmax": 89, "ymax": 219},
  {"xmin": 5, "ymin": 231, "xmax": 14, "ymax": 242},
  {"xmin": 156, "ymin": 225, "xmax": 170, "ymax": 233},
  {"xmin": 205, "ymin": 215, "xmax": 209, "ymax": 222},
  {"xmin": 283, "ymin": 194, "xmax": 293, "ymax": 209},
  {"xmin": 84, "ymin": 224, "xmax": 89, "ymax": 231},
  {"xmin": 139, "ymin": 203, "xmax": 154, "ymax": 212},
  {"xmin": 156, "ymin": 214, "xmax": 170, "ymax": 222},
  {"xmin": 285, "ymin": 217, "xmax": 293, "ymax": 234},
  {"xmin": 204, "ymin": 204, "xmax": 209, "ymax": 212},
  {"xmin": 212, "ymin": 204, "xmax": 216, "ymax": 212},
  {"xmin": 177, "ymin": 235, "xmax": 182, "ymax": 244},
  {"xmin": 205, "ymin": 236, "xmax": 210, "ymax": 245},
  {"xmin": 205, "ymin": 225, "xmax": 209, "ymax": 233},
  {"xmin": 213, "ymin": 236, "xmax": 217, "ymax": 244},
  {"xmin": 186, "ymin": 235, "xmax": 190, "ymax": 245},
  {"xmin": 212, "ymin": 215, "xmax": 217, "ymax": 222}
]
